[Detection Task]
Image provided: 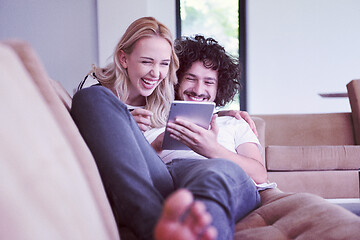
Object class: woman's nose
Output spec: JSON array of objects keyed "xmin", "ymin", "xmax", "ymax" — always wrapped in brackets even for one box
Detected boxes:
[{"xmin": 150, "ymin": 65, "xmax": 160, "ymax": 78}]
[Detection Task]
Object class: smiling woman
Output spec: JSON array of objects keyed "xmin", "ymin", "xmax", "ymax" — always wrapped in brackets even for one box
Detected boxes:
[
  {"xmin": 117, "ymin": 36, "xmax": 172, "ymax": 106},
  {"xmin": 84, "ymin": 17, "xmax": 179, "ymax": 128}
]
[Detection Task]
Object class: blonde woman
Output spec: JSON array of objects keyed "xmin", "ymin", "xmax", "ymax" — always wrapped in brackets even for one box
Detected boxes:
[
  {"xmin": 72, "ymin": 17, "xmax": 253, "ymax": 240},
  {"xmin": 78, "ymin": 16, "xmax": 178, "ymax": 130}
]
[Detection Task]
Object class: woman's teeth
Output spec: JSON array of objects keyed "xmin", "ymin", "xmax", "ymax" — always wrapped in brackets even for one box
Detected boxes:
[{"xmin": 142, "ymin": 78, "xmax": 157, "ymax": 88}]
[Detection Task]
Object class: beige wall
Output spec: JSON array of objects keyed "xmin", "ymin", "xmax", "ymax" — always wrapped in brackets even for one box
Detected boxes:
[
  {"xmin": 0, "ymin": 0, "xmax": 176, "ymax": 95},
  {"xmin": 97, "ymin": 0, "xmax": 176, "ymax": 67},
  {"xmin": 2, "ymin": 0, "xmax": 359, "ymax": 115},
  {"xmin": 0, "ymin": 0, "xmax": 98, "ymax": 95},
  {"xmin": 247, "ymin": 0, "xmax": 360, "ymax": 114}
]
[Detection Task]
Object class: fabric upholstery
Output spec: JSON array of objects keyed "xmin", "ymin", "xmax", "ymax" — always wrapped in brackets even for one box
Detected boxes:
[
  {"xmin": 234, "ymin": 188, "xmax": 360, "ymax": 239},
  {"xmin": 254, "ymin": 112, "xmax": 355, "ymax": 146},
  {"xmin": 253, "ymin": 111, "xmax": 359, "ymax": 198},
  {"xmin": 268, "ymin": 171, "xmax": 359, "ymax": 198},
  {"xmin": 0, "ymin": 43, "xmax": 113, "ymax": 239},
  {"xmin": 266, "ymin": 145, "xmax": 360, "ymax": 170},
  {"xmin": 50, "ymin": 78, "xmax": 72, "ymax": 111},
  {"xmin": 1, "ymin": 39, "xmax": 359, "ymax": 240},
  {"xmin": 2, "ymin": 40, "xmax": 120, "ymax": 240},
  {"xmin": 347, "ymin": 79, "xmax": 360, "ymax": 144},
  {"xmin": 252, "ymin": 116, "xmax": 266, "ymax": 160}
]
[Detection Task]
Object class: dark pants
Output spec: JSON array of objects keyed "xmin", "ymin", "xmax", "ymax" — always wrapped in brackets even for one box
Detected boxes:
[{"xmin": 71, "ymin": 86, "xmax": 260, "ymax": 240}]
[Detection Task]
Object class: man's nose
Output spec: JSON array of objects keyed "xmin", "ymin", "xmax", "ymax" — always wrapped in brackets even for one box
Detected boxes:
[{"xmin": 193, "ymin": 82, "xmax": 205, "ymax": 95}]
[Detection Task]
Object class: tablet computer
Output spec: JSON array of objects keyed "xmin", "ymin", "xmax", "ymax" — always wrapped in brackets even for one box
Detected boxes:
[{"xmin": 162, "ymin": 100, "xmax": 215, "ymax": 150}]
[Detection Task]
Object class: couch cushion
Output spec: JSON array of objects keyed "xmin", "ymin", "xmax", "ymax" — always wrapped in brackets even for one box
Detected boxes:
[
  {"xmin": 0, "ymin": 43, "xmax": 115, "ymax": 239},
  {"xmin": 267, "ymin": 171, "xmax": 359, "ymax": 198},
  {"xmin": 266, "ymin": 145, "xmax": 360, "ymax": 171},
  {"xmin": 234, "ymin": 188, "xmax": 360, "ymax": 239},
  {"xmin": 1, "ymin": 40, "xmax": 119, "ymax": 240}
]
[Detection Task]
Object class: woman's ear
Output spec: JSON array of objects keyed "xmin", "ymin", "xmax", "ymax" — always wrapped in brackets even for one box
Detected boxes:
[{"xmin": 118, "ymin": 50, "xmax": 128, "ymax": 68}]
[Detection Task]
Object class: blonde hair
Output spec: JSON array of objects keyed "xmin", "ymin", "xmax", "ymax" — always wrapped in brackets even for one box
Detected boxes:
[{"xmin": 91, "ymin": 16, "xmax": 179, "ymax": 127}]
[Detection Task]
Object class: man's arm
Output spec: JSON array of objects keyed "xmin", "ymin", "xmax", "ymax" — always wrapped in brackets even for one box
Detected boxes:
[
  {"xmin": 217, "ymin": 110, "xmax": 258, "ymax": 137},
  {"xmin": 166, "ymin": 115, "xmax": 267, "ymax": 184},
  {"xmin": 211, "ymin": 142, "xmax": 268, "ymax": 184}
]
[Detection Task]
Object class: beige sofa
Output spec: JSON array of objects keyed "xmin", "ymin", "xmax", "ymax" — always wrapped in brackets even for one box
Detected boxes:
[
  {"xmin": 253, "ymin": 80, "xmax": 360, "ymax": 199},
  {"xmin": 1, "ymin": 40, "xmax": 359, "ymax": 240}
]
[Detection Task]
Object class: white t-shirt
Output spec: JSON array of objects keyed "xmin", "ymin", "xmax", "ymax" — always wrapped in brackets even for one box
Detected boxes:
[
  {"xmin": 134, "ymin": 107, "xmax": 277, "ymax": 190},
  {"xmin": 144, "ymin": 116, "xmax": 261, "ymax": 164}
]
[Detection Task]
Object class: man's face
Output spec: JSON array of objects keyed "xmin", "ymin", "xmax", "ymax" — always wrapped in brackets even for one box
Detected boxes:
[{"xmin": 177, "ymin": 61, "xmax": 218, "ymax": 102}]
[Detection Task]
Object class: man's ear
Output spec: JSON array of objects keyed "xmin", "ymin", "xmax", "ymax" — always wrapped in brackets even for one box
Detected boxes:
[{"xmin": 118, "ymin": 50, "xmax": 128, "ymax": 68}]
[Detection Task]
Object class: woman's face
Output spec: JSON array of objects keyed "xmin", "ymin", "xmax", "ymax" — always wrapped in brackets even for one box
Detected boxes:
[{"xmin": 119, "ymin": 36, "xmax": 172, "ymax": 106}]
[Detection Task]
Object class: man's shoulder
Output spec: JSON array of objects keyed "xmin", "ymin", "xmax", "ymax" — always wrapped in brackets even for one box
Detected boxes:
[{"xmin": 217, "ymin": 116, "xmax": 247, "ymax": 126}]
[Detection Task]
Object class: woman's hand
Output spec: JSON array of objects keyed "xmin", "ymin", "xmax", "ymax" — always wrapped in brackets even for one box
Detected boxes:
[
  {"xmin": 217, "ymin": 110, "xmax": 258, "ymax": 137},
  {"xmin": 166, "ymin": 115, "xmax": 221, "ymax": 158},
  {"xmin": 130, "ymin": 108, "xmax": 153, "ymax": 132}
]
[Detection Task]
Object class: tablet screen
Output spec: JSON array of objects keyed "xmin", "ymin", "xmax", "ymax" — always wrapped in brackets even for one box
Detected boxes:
[{"xmin": 162, "ymin": 101, "xmax": 215, "ymax": 150}]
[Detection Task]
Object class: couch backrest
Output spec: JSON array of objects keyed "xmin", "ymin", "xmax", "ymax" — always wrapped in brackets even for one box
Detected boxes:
[
  {"xmin": 0, "ymin": 41, "xmax": 119, "ymax": 240},
  {"xmin": 253, "ymin": 112, "xmax": 355, "ymax": 146}
]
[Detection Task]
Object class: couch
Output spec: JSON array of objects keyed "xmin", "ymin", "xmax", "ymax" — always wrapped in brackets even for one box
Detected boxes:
[
  {"xmin": 1, "ymin": 40, "xmax": 359, "ymax": 240},
  {"xmin": 253, "ymin": 81, "xmax": 360, "ymax": 199}
]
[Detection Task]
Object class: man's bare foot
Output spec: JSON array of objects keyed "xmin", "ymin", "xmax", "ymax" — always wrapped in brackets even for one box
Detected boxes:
[{"xmin": 154, "ymin": 189, "xmax": 217, "ymax": 240}]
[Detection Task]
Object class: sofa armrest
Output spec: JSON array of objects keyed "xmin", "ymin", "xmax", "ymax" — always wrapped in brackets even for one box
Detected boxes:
[
  {"xmin": 347, "ymin": 79, "xmax": 360, "ymax": 144},
  {"xmin": 252, "ymin": 116, "xmax": 265, "ymax": 161}
]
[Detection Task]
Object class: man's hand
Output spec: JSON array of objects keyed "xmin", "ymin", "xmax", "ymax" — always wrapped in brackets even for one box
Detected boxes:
[
  {"xmin": 130, "ymin": 108, "xmax": 153, "ymax": 132},
  {"xmin": 217, "ymin": 110, "xmax": 258, "ymax": 137},
  {"xmin": 166, "ymin": 115, "xmax": 221, "ymax": 158}
]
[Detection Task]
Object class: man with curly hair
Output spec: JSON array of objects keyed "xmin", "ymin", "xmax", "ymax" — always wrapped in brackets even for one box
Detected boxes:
[
  {"xmin": 174, "ymin": 35, "xmax": 241, "ymax": 107},
  {"xmin": 148, "ymin": 35, "xmax": 267, "ymax": 182}
]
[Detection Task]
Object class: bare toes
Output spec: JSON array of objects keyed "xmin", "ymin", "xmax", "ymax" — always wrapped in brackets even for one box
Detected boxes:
[{"xmin": 154, "ymin": 189, "xmax": 217, "ymax": 240}]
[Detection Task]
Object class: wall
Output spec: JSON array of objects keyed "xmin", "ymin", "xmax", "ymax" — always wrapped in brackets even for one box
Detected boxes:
[
  {"xmin": 3, "ymin": 0, "xmax": 357, "ymax": 114},
  {"xmin": 97, "ymin": 0, "xmax": 176, "ymax": 66},
  {"xmin": 0, "ymin": 0, "xmax": 98, "ymax": 95},
  {"xmin": 0, "ymin": 0, "xmax": 175, "ymax": 95},
  {"xmin": 247, "ymin": 0, "xmax": 360, "ymax": 114}
]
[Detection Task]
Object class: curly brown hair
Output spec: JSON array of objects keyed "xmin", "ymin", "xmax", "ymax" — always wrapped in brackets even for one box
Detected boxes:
[{"xmin": 174, "ymin": 35, "xmax": 241, "ymax": 107}]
